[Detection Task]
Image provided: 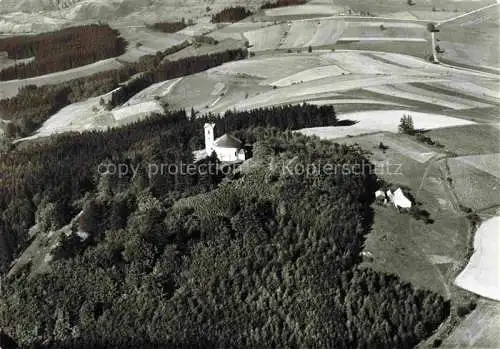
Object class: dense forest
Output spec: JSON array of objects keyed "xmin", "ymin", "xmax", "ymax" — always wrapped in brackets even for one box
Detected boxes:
[
  {"xmin": 211, "ymin": 6, "xmax": 253, "ymax": 23},
  {"xmin": 0, "ymin": 104, "xmax": 337, "ymax": 273},
  {"xmin": 0, "ymin": 44, "xmax": 246, "ymax": 137},
  {"xmin": 0, "ymin": 104, "xmax": 448, "ymax": 348},
  {"xmin": 0, "ymin": 25, "xmax": 127, "ymax": 80},
  {"xmin": 260, "ymin": 0, "xmax": 307, "ymax": 10}
]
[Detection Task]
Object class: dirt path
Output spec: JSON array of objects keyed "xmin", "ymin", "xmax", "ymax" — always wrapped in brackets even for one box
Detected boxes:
[{"xmin": 437, "ymin": 2, "xmax": 500, "ymax": 27}]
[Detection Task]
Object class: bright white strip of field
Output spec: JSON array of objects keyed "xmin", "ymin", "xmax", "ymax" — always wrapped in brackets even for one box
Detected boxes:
[
  {"xmin": 213, "ymin": 55, "xmax": 324, "ymax": 80},
  {"xmin": 233, "ymin": 76, "xmax": 449, "ymax": 111},
  {"xmin": 322, "ymin": 52, "xmax": 433, "ymax": 75},
  {"xmin": 455, "ymin": 216, "xmax": 500, "ymax": 301},
  {"xmin": 244, "ymin": 24, "xmax": 288, "ymax": 51},
  {"xmin": 345, "ymin": 22, "xmax": 425, "ymax": 29},
  {"xmin": 17, "ymin": 92, "xmax": 163, "ymax": 142},
  {"xmin": 243, "ymin": 18, "xmax": 427, "ymax": 51},
  {"xmin": 308, "ymin": 99, "xmax": 408, "ymax": 107},
  {"xmin": 264, "ymin": 4, "xmax": 344, "ymax": 17},
  {"xmin": 364, "ymin": 84, "xmax": 493, "ymax": 110},
  {"xmin": 434, "ymin": 81, "xmax": 500, "ymax": 103},
  {"xmin": 17, "ymin": 94, "xmax": 115, "ymax": 142},
  {"xmin": 454, "ymin": 153, "xmax": 500, "ymax": 179},
  {"xmin": 297, "ymin": 109, "xmax": 474, "ymax": 141},
  {"xmin": 368, "ymin": 51, "xmax": 431, "ymax": 69},
  {"xmin": 112, "ymin": 101, "xmax": 163, "ymax": 121},
  {"xmin": 338, "ymin": 37, "xmax": 427, "ymax": 42},
  {"xmin": 281, "ymin": 20, "xmax": 345, "ymax": 48},
  {"xmin": 268, "ymin": 65, "xmax": 349, "ymax": 86}
]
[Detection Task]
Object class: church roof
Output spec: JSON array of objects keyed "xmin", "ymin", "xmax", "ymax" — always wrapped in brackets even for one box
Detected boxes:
[{"xmin": 214, "ymin": 134, "xmax": 243, "ymax": 148}]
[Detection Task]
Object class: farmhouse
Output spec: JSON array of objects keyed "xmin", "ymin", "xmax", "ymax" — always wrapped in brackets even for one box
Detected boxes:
[
  {"xmin": 204, "ymin": 123, "xmax": 246, "ymax": 162},
  {"xmin": 386, "ymin": 188, "xmax": 412, "ymax": 209}
]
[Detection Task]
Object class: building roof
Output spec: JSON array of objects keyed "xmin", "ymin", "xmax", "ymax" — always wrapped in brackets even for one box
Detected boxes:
[
  {"xmin": 214, "ymin": 134, "xmax": 243, "ymax": 148},
  {"xmin": 393, "ymin": 188, "xmax": 412, "ymax": 208}
]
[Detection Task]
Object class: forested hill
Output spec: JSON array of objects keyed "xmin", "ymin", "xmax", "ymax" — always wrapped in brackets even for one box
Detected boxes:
[{"xmin": 0, "ymin": 105, "xmax": 448, "ymax": 348}]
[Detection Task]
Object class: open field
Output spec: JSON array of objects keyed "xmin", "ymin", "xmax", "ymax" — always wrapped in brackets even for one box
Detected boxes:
[
  {"xmin": 116, "ymin": 27, "xmax": 189, "ymax": 63},
  {"xmin": 447, "ymin": 157, "xmax": 500, "ymax": 211},
  {"xmin": 333, "ymin": 0, "xmax": 496, "ymax": 16},
  {"xmin": 263, "ymin": 3, "xmax": 345, "ymax": 17},
  {"xmin": 454, "ymin": 153, "xmax": 500, "ymax": 178},
  {"xmin": 427, "ymin": 124, "xmax": 500, "ymax": 155},
  {"xmin": 443, "ymin": 298, "xmax": 500, "ymax": 348},
  {"xmin": 364, "ymin": 84, "xmax": 494, "ymax": 110},
  {"xmin": 297, "ymin": 109, "xmax": 475, "ymax": 142},
  {"xmin": 156, "ymin": 50, "xmax": 499, "ymax": 114},
  {"xmin": 455, "ymin": 216, "xmax": 500, "ymax": 300},
  {"xmin": 0, "ymin": 1, "xmax": 499, "ymax": 348},
  {"xmin": 327, "ymin": 132, "xmax": 468, "ymax": 297},
  {"xmin": 17, "ymin": 45, "xmax": 498, "ymax": 140},
  {"xmin": 437, "ymin": 4, "xmax": 500, "ymax": 70},
  {"xmin": 18, "ymin": 93, "xmax": 165, "ymax": 142},
  {"xmin": 243, "ymin": 17, "xmax": 427, "ymax": 51}
]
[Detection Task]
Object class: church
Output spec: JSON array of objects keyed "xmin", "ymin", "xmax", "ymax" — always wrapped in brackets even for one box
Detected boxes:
[{"xmin": 204, "ymin": 123, "xmax": 246, "ymax": 162}]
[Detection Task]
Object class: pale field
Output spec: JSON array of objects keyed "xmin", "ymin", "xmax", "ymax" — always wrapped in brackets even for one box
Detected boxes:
[
  {"xmin": 17, "ymin": 89, "xmax": 163, "ymax": 142},
  {"xmin": 333, "ymin": 0, "xmax": 496, "ymax": 15},
  {"xmin": 435, "ymin": 81, "xmax": 500, "ymax": 103},
  {"xmin": 364, "ymin": 84, "xmax": 494, "ymax": 110},
  {"xmin": 455, "ymin": 216, "xmax": 500, "ymax": 301},
  {"xmin": 297, "ymin": 109, "xmax": 474, "ymax": 145},
  {"xmin": 308, "ymin": 98, "xmax": 408, "ymax": 107},
  {"xmin": 437, "ymin": 4, "xmax": 500, "ymax": 69},
  {"xmin": 243, "ymin": 17, "xmax": 427, "ymax": 51},
  {"xmin": 263, "ymin": 4, "xmax": 344, "ymax": 17},
  {"xmin": 116, "ymin": 27, "xmax": 189, "ymax": 63}
]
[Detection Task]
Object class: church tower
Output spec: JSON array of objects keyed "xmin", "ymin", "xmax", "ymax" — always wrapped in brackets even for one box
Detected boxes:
[{"xmin": 204, "ymin": 123, "xmax": 215, "ymax": 155}]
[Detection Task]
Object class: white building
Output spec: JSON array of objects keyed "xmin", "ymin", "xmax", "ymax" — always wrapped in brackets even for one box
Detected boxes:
[
  {"xmin": 386, "ymin": 188, "xmax": 412, "ymax": 209},
  {"xmin": 204, "ymin": 123, "xmax": 246, "ymax": 162},
  {"xmin": 375, "ymin": 190, "xmax": 387, "ymax": 205}
]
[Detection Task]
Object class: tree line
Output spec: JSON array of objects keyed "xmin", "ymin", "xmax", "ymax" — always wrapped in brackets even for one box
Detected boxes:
[
  {"xmin": 260, "ymin": 0, "xmax": 307, "ymax": 10},
  {"xmin": 0, "ymin": 24, "xmax": 127, "ymax": 81},
  {"xmin": 0, "ymin": 106, "xmax": 448, "ymax": 348},
  {"xmin": 211, "ymin": 6, "xmax": 253, "ymax": 23},
  {"xmin": 147, "ymin": 20, "xmax": 188, "ymax": 33}
]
